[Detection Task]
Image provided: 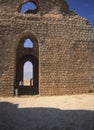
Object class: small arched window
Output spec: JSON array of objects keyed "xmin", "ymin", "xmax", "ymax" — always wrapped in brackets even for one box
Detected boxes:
[
  {"xmin": 24, "ymin": 38, "xmax": 33, "ymax": 48},
  {"xmin": 20, "ymin": 1, "xmax": 38, "ymax": 14},
  {"xmin": 23, "ymin": 61, "xmax": 33, "ymax": 86}
]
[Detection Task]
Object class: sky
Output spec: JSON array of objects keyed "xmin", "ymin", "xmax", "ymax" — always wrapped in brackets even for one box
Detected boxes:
[
  {"xmin": 66, "ymin": 0, "xmax": 94, "ymax": 28},
  {"xmin": 24, "ymin": 61, "xmax": 33, "ymax": 80},
  {"xmin": 24, "ymin": 38, "xmax": 33, "ymax": 48},
  {"xmin": 21, "ymin": 2, "xmax": 37, "ymax": 13}
]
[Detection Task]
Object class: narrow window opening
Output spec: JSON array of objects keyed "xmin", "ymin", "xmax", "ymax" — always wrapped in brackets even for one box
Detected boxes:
[
  {"xmin": 20, "ymin": 2, "xmax": 38, "ymax": 14},
  {"xmin": 23, "ymin": 61, "xmax": 33, "ymax": 86},
  {"xmin": 24, "ymin": 38, "xmax": 33, "ymax": 48}
]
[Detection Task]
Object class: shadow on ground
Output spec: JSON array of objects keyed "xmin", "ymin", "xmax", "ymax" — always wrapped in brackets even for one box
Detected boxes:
[{"xmin": 0, "ymin": 102, "xmax": 94, "ymax": 130}]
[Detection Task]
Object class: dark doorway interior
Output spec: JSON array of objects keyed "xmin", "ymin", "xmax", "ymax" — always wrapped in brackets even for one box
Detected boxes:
[{"xmin": 15, "ymin": 36, "xmax": 39, "ymax": 95}]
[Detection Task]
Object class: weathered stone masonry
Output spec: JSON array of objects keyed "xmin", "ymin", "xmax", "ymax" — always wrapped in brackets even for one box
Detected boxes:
[{"xmin": 0, "ymin": 0, "xmax": 94, "ymax": 96}]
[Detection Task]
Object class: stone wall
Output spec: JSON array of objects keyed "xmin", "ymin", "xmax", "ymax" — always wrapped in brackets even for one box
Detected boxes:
[{"xmin": 0, "ymin": 0, "xmax": 94, "ymax": 96}]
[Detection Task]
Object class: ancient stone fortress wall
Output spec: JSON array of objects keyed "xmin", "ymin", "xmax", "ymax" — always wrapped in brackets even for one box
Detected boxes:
[{"xmin": 0, "ymin": 0, "xmax": 94, "ymax": 96}]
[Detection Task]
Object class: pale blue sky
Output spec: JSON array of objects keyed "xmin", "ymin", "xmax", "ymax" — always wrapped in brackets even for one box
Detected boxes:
[
  {"xmin": 24, "ymin": 38, "xmax": 33, "ymax": 48},
  {"xmin": 24, "ymin": 61, "xmax": 33, "ymax": 80}
]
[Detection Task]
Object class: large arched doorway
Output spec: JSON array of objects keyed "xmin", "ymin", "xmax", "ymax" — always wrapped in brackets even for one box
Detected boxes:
[{"xmin": 15, "ymin": 34, "xmax": 39, "ymax": 95}]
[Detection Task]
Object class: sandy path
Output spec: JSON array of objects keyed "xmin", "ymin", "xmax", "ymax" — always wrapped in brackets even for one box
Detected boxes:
[{"xmin": 0, "ymin": 94, "xmax": 94, "ymax": 130}]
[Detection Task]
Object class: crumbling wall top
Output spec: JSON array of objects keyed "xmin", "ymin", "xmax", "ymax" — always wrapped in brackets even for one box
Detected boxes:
[{"xmin": 0, "ymin": 0, "xmax": 69, "ymax": 15}]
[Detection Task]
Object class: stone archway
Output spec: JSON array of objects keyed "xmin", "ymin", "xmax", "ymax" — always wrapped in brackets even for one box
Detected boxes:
[{"xmin": 15, "ymin": 33, "xmax": 39, "ymax": 95}]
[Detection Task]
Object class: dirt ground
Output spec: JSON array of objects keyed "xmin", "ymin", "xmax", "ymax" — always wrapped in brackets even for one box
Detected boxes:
[{"xmin": 0, "ymin": 94, "xmax": 94, "ymax": 130}]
